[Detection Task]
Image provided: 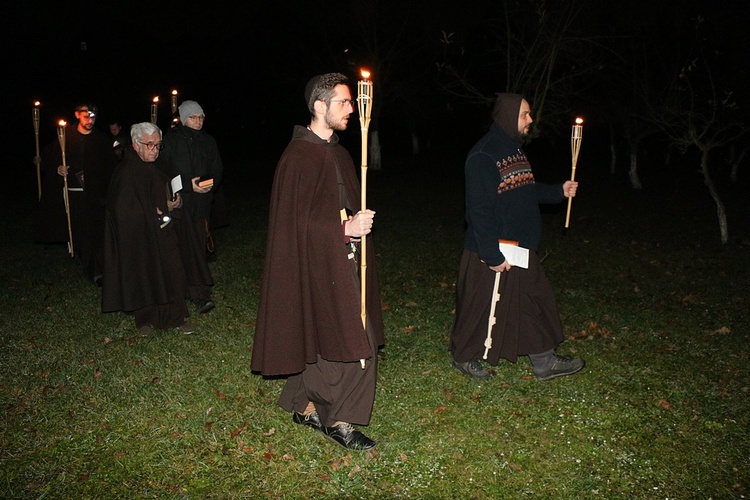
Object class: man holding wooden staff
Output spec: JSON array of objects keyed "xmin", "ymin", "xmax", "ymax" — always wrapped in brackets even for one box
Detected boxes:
[
  {"xmin": 450, "ymin": 93, "xmax": 585, "ymax": 381},
  {"xmin": 251, "ymin": 73, "xmax": 383, "ymax": 450},
  {"xmin": 36, "ymin": 103, "xmax": 117, "ymax": 286}
]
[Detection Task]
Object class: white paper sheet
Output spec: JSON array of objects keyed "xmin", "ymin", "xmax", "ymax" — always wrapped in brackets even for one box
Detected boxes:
[{"xmin": 498, "ymin": 242, "xmax": 529, "ymax": 269}]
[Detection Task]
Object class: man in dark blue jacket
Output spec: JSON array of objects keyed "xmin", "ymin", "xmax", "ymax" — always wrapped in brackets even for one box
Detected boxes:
[{"xmin": 450, "ymin": 93, "xmax": 585, "ymax": 381}]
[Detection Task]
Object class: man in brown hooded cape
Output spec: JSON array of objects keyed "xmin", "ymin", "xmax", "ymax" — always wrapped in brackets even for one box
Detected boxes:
[
  {"xmin": 450, "ymin": 93, "xmax": 585, "ymax": 382},
  {"xmin": 251, "ymin": 73, "xmax": 384, "ymax": 451}
]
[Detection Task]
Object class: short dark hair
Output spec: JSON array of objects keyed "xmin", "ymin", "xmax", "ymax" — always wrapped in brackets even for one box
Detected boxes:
[{"xmin": 304, "ymin": 73, "xmax": 349, "ymax": 116}]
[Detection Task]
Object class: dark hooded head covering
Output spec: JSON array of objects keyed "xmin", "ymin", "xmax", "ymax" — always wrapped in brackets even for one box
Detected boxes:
[{"xmin": 491, "ymin": 93, "xmax": 524, "ymax": 142}]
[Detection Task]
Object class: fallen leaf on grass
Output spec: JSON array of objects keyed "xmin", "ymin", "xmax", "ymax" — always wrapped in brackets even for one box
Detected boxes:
[
  {"xmin": 709, "ymin": 326, "xmax": 731, "ymax": 335},
  {"xmin": 264, "ymin": 452, "xmax": 275, "ymax": 460},
  {"xmin": 263, "ymin": 427, "xmax": 276, "ymax": 437},
  {"xmin": 317, "ymin": 473, "xmax": 331, "ymax": 481},
  {"xmin": 283, "ymin": 453, "xmax": 295, "ymax": 461},
  {"xmin": 230, "ymin": 420, "xmax": 249, "ymax": 438},
  {"xmin": 348, "ymin": 465, "xmax": 362, "ymax": 477},
  {"xmin": 204, "ymin": 422, "xmax": 213, "ymax": 430},
  {"xmin": 405, "ymin": 301, "xmax": 418, "ymax": 307},
  {"xmin": 402, "ymin": 325, "xmax": 415, "ymax": 333},
  {"xmin": 433, "ymin": 404, "xmax": 448, "ymax": 414},
  {"xmin": 658, "ymin": 400, "xmax": 673, "ymax": 410},
  {"xmin": 213, "ymin": 388, "xmax": 226, "ymax": 399},
  {"xmin": 443, "ymin": 388, "xmax": 453, "ymax": 400},
  {"xmin": 681, "ymin": 294, "xmax": 699, "ymax": 305}
]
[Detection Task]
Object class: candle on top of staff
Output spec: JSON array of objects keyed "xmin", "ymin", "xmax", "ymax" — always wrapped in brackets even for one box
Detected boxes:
[
  {"xmin": 171, "ymin": 89, "xmax": 178, "ymax": 114},
  {"xmin": 151, "ymin": 96, "xmax": 159, "ymax": 124}
]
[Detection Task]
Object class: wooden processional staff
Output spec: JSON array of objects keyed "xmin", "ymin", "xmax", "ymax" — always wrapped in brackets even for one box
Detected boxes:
[
  {"xmin": 33, "ymin": 101, "xmax": 41, "ymax": 200},
  {"xmin": 357, "ymin": 71, "xmax": 373, "ymax": 369},
  {"xmin": 564, "ymin": 117, "xmax": 584, "ymax": 228},
  {"xmin": 57, "ymin": 120, "xmax": 74, "ymax": 257}
]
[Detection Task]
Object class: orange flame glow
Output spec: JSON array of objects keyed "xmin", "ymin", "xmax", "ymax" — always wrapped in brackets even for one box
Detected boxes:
[
  {"xmin": 58, "ymin": 120, "xmax": 66, "ymax": 127},
  {"xmin": 575, "ymin": 117, "xmax": 584, "ymax": 125},
  {"xmin": 153, "ymin": 96, "xmax": 159, "ymax": 103},
  {"xmin": 360, "ymin": 69, "xmax": 371, "ymax": 79}
]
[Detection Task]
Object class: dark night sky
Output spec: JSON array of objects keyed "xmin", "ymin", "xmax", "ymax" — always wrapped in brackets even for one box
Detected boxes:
[{"xmin": 4, "ymin": 1, "xmax": 749, "ymax": 191}]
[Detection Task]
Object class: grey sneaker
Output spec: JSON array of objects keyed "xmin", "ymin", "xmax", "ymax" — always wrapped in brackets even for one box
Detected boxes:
[
  {"xmin": 177, "ymin": 322, "xmax": 195, "ymax": 335},
  {"xmin": 452, "ymin": 359, "xmax": 490, "ymax": 380},
  {"xmin": 534, "ymin": 355, "xmax": 585, "ymax": 381}
]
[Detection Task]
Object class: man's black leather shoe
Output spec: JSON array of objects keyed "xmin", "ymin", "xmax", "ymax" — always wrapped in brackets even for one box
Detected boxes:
[
  {"xmin": 323, "ymin": 423, "xmax": 376, "ymax": 450},
  {"xmin": 193, "ymin": 299, "xmax": 215, "ymax": 314},
  {"xmin": 292, "ymin": 411, "xmax": 322, "ymax": 430}
]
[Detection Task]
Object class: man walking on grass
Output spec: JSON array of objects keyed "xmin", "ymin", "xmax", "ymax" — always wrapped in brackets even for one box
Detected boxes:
[
  {"xmin": 450, "ymin": 93, "xmax": 585, "ymax": 382},
  {"xmin": 251, "ymin": 73, "xmax": 384, "ymax": 451}
]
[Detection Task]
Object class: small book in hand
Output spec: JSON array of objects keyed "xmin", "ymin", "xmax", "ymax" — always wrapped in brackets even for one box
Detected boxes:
[{"xmin": 197, "ymin": 176, "xmax": 214, "ymax": 188}]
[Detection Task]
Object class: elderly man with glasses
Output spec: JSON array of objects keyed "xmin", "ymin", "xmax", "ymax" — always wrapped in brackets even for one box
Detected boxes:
[{"xmin": 102, "ymin": 122, "xmax": 213, "ymax": 335}]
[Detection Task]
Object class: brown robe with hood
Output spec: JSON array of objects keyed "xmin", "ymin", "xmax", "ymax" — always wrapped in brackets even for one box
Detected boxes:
[
  {"xmin": 451, "ymin": 93, "xmax": 567, "ymax": 365},
  {"xmin": 251, "ymin": 126, "xmax": 384, "ymax": 377}
]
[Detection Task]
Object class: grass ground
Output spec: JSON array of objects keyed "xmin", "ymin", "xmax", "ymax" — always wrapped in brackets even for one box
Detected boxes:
[{"xmin": 1, "ymin": 155, "xmax": 748, "ymax": 498}]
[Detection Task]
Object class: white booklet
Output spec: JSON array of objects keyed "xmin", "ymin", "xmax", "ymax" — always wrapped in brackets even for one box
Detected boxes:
[
  {"xmin": 171, "ymin": 175, "xmax": 183, "ymax": 195},
  {"xmin": 499, "ymin": 242, "xmax": 529, "ymax": 269}
]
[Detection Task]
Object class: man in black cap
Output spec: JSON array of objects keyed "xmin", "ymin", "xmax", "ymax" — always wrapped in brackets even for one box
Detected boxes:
[
  {"xmin": 251, "ymin": 73, "xmax": 384, "ymax": 451},
  {"xmin": 450, "ymin": 93, "xmax": 585, "ymax": 382},
  {"xmin": 36, "ymin": 102, "xmax": 118, "ymax": 286}
]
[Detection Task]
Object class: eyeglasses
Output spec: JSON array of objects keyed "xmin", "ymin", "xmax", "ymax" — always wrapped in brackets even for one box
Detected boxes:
[
  {"xmin": 138, "ymin": 141, "xmax": 164, "ymax": 151},
  {"xmin": 330, "ymin": 99, "xmax": 355, "ymax": 107}
]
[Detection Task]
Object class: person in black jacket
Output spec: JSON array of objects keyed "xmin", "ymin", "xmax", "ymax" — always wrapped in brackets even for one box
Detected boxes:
[
  {"xmin": 36, "ymin": 102, "xmax": 117, "ymax": 286},
  {"xmin": 450, "ymin": 93, "xmax": 585, "ymax": 382},
  {"xmin": 102, "ymin": 122, "xmax": 209, "ymax": 334},
  {"xmin": 161, "ymin": 100, "xmax": 221, "ymax": 314}
]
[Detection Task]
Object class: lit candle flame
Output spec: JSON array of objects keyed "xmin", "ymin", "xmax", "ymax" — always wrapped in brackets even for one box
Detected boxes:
[
  {"xmin": 153, "ymin": 96, "xmax": 159, "ymax": 103},
  {"xmin": 360, "ymin": 69, "xmax": 371, "ymax": 80},
  {"xmin": 171, "ymin": 90, "xmax": 177, "ymax": 96},
  {"xmin": 59, "ymin": 120, "xmax": 67, "ymax": 127},
  {"xmin": 34, "ymin": 101, "xmax": 41, "ymax": 107},
  {"xmin": 575, "ymin": 117, "xmax": 583, "ymax": 125}
]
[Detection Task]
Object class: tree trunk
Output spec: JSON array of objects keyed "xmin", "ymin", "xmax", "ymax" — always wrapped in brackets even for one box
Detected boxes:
[
  {"xmin": 728, "ymin": 142, "xmax": 748, "ymax": 184},
  {"xmin": 628, "ymin": 150, "xmax": 642, "ymax": 190},
  {"xmin": 700, "ymin": 148, "xmax": 729, "ymax": 243},
  {"xmin": 370, "ymin": 131, "xmax": 382, "ymax": 171},
  {"xmin": 609, "ymin": 122, "xmax": 617, "ymax": 175}
]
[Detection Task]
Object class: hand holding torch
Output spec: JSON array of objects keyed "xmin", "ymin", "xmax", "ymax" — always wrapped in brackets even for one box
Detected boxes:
[{"xmin": 564, "ymin": 118, "xmax": 583, "ymax": 228}]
